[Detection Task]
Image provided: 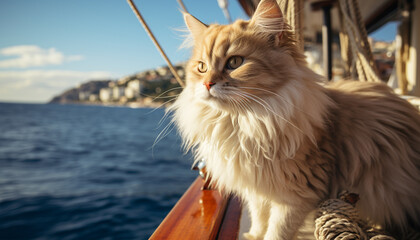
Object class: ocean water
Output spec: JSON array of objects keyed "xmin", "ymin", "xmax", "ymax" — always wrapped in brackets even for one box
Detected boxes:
[{"xmin": 0, "ymin": 102, "xmax": 196, "ymax": 240}]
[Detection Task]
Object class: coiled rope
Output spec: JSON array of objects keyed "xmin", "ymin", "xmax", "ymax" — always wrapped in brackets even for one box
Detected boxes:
[{"xmin": 315, "ymin": 191, "xmax": 408, "ymax": 240}]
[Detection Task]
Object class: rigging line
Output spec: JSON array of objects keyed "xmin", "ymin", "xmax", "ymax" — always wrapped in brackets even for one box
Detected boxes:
[
  {"xmin": 127, "ymin": 0, "xmax": 185, "ymax": 88},
  {"xmin": 177, "ymin": 0, "xmax": 189, "ymax": 13}
]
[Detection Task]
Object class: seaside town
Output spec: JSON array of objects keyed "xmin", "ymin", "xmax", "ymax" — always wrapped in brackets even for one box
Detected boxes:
[
  {"xmin": 50, "ymin": 39, "xmax": 395, "ymax": 108},
  {"xmin": 49, "ymin": 63, "xmax": 186, "ymax": 108}
]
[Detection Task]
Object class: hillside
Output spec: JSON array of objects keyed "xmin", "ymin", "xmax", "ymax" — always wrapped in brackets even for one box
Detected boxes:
[
  {"xmin": 49, "ymin": 80, "xmax": 112, "ymax": 104},
  {"xmin": 49, "ymin": 64, "xmax": 185, "ymax": 106}
]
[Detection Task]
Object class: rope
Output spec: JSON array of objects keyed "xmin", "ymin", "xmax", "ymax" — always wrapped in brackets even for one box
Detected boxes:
[
  {"xmin": 277, "ymin": 0, "xmax": 304, "ymax": 51},
  {"xmin": 337, "ymin": 0, "xmax": 381, "ymax": 82},
  {"xmin": 293, "ymin": 0, "xmax": 304, "ymax": 51},
  {"xmin": 177, "ymin": 0, "xmax": 189, "ymax": 13},
  {"xmin": 126, "ymin": 0, "xmax": 185, "ymax": 88},
  {"xmin": 315, "ymin": 191, "xmax": 396, "ymax": 240},
  {"xmin": 396, "ymin": 8, "xmax": 411, "ymax": 95},
  {"xmin": 350, "ymin": 0, "xmax": 376, "ymax": 70}
]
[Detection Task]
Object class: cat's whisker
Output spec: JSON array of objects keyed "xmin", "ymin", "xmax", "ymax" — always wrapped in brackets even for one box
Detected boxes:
[
  {"xmin": 147, "ymin": 97, "xmax": 179, "ymax": 131},
  {"xmin": 235, "ymin": 86, "xmax": 291, "ymax": 103},
  {"xmin": 236, "ymin": 98, "xmax": 251, "ymax": 113},
  {"xmin": 247, "ymin": 92, "xmax": 304, "ymax": 133},
  {"xmin": 229, "ymin": 95, "xmax": 249, "ymax": 114},
  {"xmin": 235, "ymin": 92, "xmax": 265, "ymax": 116},
  {"xmin": 222, "ymin": 90, "xmax": 247, "ymax": 111},
  {"xmin": 231, "ymin": 90, "xmax": 303, "ymax": 133},
  {"xmin": 230, "ymin": 90, "xmax": 274, "ymax": 117},
  {"xmin": 138, "ymin": 87, "xmax": 182, "ymax": 103},
  {"xmin": 154, "ymin": 94, "xmax": 181, "ymax": 99},
  {"xmin": 228, "ymin": 91, "xmax": 254, "ymax": 114},
  {"xmin": 157, "ymin": 108, "xmax": 174, "ymax": 129},
  {"xmin": 223, "ymin": 88, "xmax": 251, "ymax": 103},
  {"xmin": 233, "ymin": 91, "xmax": 273, "ymax": 114},
  {"xmin": 148, "ymin": 97, "xmax": 178, "ymax": 117},
  {"xmin": 235, "ymin": 86, "xmax": 311, "ymax": 117},
  {"xmin": 226, "ymin": 98, "xmax": 240, "ymax": 113},
  {"xmin": 151, "ymin": 119, "xmax": 176, "ymax": 151},
  {"xmin": 226, "ymin": 87, "xmax": 303, "ymax": 132},
  {"xmin": 151, "ymin": 87, "xmax": 183, "ymax": 101}
]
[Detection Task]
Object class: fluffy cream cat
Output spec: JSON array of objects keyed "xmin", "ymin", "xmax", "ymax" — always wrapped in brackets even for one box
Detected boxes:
[{"xmin": 170, "ymin": 0, "xmax": 420, "ymax": 239}]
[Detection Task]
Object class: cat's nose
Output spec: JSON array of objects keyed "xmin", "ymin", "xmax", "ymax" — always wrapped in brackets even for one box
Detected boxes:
[{"xmin": 204, "ymin": 82, "xmax": 216, "ymax": 91}]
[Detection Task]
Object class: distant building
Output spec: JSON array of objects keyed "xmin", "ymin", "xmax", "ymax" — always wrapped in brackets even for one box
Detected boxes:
[
  {"xmin": 112, "ymin": 86, "xmax": 125, "ymax": 100},
  {"xmin": 136, "ymin": 72, "xmax": 147, "ymax": 79},
  {"xmin": 369, "ymin": 38, "xmax": 396, "ymax": 81},
  {"xmin": 125, "ymin": 79, "xmax": 142, "ymax": 99},
  {"xmin": 177, "ymin": 68, "xmax": 185, "ymax": 78},
  {"xmin": 143, "ymin": 97, "xmax": 153, "ymax": 105},
  {"xmin": 89, "ymin": 94, "xmax": 99, "ymax": 102},
  {"xmin": 156, "ymin": 66, "xmax": 169, "ymax": 76},
  {"xmin": 79, "ymin": 91, "xmax": 90, "ymax": 101},
  {"xmin": 118, "ymin": 76, "xmax": 131, "ymax": 85},
  {"xmin": 108, "ymin": 81, "xmax": 116, "ymax": 88},
  {"xmin": 145, "ymin": 71, "xmax": 158, "ymax": 81},
  {"xmin": 119, "ymin": 96, "xmax": 128, "ymax": 104},
  {"xmin": 99, "ymin": 88, "xmax": 113, "ymax": 102}
]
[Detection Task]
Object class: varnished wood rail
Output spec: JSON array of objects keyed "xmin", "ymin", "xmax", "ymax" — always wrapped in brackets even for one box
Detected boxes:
[
  {"xmin": 217, "ymin": 196, "xmax": 242, "ymax": 240},
  {"xmin": 149, "ymin": 177, "xmax": 242, "ymax": 240}
]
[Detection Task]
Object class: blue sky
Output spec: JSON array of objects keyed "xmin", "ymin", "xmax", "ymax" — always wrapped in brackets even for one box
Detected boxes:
[
  {"xmin": 0, "ymin": 0, "xmax": 396, "ymax": 103},
  {"xmin": 370, "ymin": 21, "xmax": 398, "ymax": 42}
]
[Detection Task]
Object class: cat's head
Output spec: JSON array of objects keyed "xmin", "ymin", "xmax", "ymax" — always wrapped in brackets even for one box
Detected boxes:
[{"xmin": 182, "ymin": 0, "xmax": 306, "ymax": 111}]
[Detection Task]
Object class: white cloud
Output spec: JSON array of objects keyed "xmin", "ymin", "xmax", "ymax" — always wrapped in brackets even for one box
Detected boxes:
[
  {"xmin": 0, "ymin": 70, "xmax": 114, "ymax": 102},
  {"xmin": 0, "ymin": 45, "xmax": 84, "ymax": 68}
]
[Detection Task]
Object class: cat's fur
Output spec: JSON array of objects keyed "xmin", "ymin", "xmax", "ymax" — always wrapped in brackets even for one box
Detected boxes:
[{"xmin": 170, "ymin": 0, "xmax": 420, "ymax": 239}]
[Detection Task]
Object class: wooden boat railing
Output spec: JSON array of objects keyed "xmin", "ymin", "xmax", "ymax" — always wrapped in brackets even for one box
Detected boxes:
[{"xmin": 149, "ymin": 177, "xmax": 242, "ymax": 240}]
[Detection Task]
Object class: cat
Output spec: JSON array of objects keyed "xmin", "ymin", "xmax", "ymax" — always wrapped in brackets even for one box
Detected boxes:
[{"xmin": 170, "ymin": 0, "xmax": 420, "ymax": 239}]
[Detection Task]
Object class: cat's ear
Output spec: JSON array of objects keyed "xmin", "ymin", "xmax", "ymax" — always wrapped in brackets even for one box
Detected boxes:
[
  {"xmin": 183, "ymin": 13, "xmax": 208, "ymax": 40},
  {"xmin": 250, "ymin": 0, "xmax": 284, "ymax": 38}
]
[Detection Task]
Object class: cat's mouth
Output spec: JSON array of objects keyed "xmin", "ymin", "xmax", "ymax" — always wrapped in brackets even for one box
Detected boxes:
[
  {"xmin": 201, "ymin": 83, "xmax": 247, "ymax": 108},
  {"xmin": 207, "ymin": 87, "xmax": 221, "ymax": 100},
  {"xmin": 197, "ymin": 81, "xmax": 260, "ymax": 111},
  {"xmin": 196, "ymin": 82, "xmax": 230, "ymax": 105},
  {"xmin": 206, "ymin": 83, "xmax": 232, "ymax": 100}
]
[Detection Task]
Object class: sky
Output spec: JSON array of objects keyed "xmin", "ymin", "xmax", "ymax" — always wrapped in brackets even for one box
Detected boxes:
[{"xmin": 0, "ymin": 0, "xmax": 396, "ymax": 103}]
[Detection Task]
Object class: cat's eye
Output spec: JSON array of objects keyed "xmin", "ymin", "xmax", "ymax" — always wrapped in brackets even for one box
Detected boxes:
[
  {"xmin": 226, "ymin": 56, "xmax": 244, "ymax": 70},
  {"xmin": 197, "ymin": 61, "xmax": 207, "ymax": 73}
]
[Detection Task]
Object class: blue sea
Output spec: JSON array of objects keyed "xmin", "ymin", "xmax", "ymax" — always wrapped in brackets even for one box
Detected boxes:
[{"xmin": 0, "ymin": 102, "xmax": 196, "ymax": 240}]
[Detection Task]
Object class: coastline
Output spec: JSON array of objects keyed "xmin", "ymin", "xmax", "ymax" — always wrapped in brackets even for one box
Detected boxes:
[{"xmin": 47, "ymin": 100, "xmax": 170, "ymax": 109}]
